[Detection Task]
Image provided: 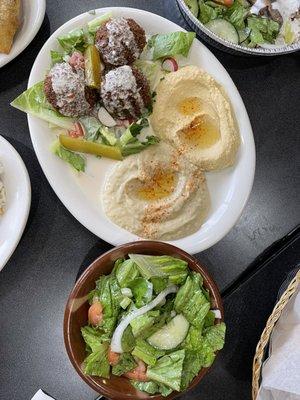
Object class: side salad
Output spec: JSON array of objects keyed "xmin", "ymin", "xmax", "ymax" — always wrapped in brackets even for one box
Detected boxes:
[
  {"xmin": 185, "ymin": 0, "xmax": 299, "ymax": 47},
  {"xmin": 11, "ymin": 11, "xmax": 196, "ymax": 173},
  {"xmin": 81, "ymin": 253, "xmax": 225, "ymax": 397}
]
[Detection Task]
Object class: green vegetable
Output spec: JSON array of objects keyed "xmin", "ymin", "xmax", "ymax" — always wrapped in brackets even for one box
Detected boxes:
[
  {"xmin": 203, "ymin": 322, "xmax": 226, "ymax": 352},
  {"xmin": 50, "ymin": 50, "xmax": 67, "ymax": 65},
  {"xmin": 247, "ymin": 15, "xmax": 280, "ymax": 46},
  {"xmin": 112, "ymin": 353, "xmax": 136, "ymax": 376},
  {"xmin": 198, "ymin": 0, "xmax": 225, "ymax": 24},
  {"xmin": 57, "ymin": 28, "xmax": 86, "ymax": 53},
  {"xmin": 133, "ymin": 60, "xmax": 166, "ymax": 91},
  {"xmin": 148, "ymin": 31, "xmax": 196, "ymax": 60},
  {"xmin": 174, "ymin": 272, "xmax": 210, "ymax": 327},
  {"xmin": 99, "ymin": 125, "xmax": 117, "ymax": 146},
  {"xmin": 204, "ymin": 310, "xmax": 215, "ymax": 327},
  {"xmin": 132, "ymin": 338, "xmax": 165, "ymax": 366},
  {"xmin": 225, "ymin": 0, "xmax": 249, "ymax": 30},
  {"xmin": 83, "ymin": 341, "xmax": 110, "ymax": 377},
  {"xmin": 51, "ymin": 141, "xmax": 85, "ymax": 172},
  {"xmin": 79, "ymin": 116, "xmax": 101, "ymax": 141},
  {"xmin": 84, "ymin": 44, "xmax": 102, "ymax": 89},
  {"xmin": 148, "ymin": 314, "xmax": 189, "ymax": 350},
  {"xmin": 128, "ymin": 277, "xmax": 153, "ymax": 308},
  {"xmin": 130, "ymin": 310, "xmax": 160, "ymax": 337},
  {"xmin": 205, "ymin": 19, "xmax": 239, "ymax": 44},
  {"xmin": 180, "ymin": 350, "xmax": 203, "ymax": 389},
  {"xmin": 131, "ymin": 380, "xmax": 173, "ymax": 397},
  {"xmin": 120, "ymin": 296, "xmax": 131, "ymax": 309},
  {"xmin": 129, "ymin": 254, "xmax": 188, "ymax": 285},
  {"xmin": 88, "ymin": 12, "xmax": 112, "ymax": 34},
  {"xmin": 151, "ymin": 276, "xmax": 168, "ymax": 294},
  {"xmin": 81, "ymin": 326, "xmax": 106, "ymax": 353},
  {"xmin": 11, "ymin": 81, "xmax": 75, "ymax": 129},
  {"xmin": 121, "ymin": 325, "xmax": 136, "ymax": 353},
  {"xmin": 185, "ymin": 0, "xmax": 199, "ymax": 17},
  {"xmin": 115, "ymin": 259, "xmax": 140, "ymax": 288},
  {"xmin": 284, "ymin": 21, "xmax": 295, "ymax": 45},
  {"xmin": 146, "ymin": 349, "xmax": 185, "ymax": 391}
]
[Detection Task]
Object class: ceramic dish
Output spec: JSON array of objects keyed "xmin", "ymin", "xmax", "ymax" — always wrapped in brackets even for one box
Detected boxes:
[
  {"xmin": 64, "ymin": 241, "xmax": 224, "ymax": 399},
  {"xmin": 176, "ymin": 0, "xmax": 300, "ymax": 55},
  {"xmin": 26, "ymin": 7, "xmax": 255, "ymax": 254},
  {"xmin": 0, "ymin": 0, "xmax": 46, "ymax": 68},
  {"xmin": 0, "ymin": 136, "xmax": 31, "ymax": 271}
]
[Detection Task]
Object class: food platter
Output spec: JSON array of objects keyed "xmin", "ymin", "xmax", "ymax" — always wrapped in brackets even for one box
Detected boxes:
[
  {"xmin": 0, "ymin": 0, "xmax": 46, "ymax": 68},
  {"xmin": 0, "ymin": 136, "xmax": 31, "ymax": 271},
  {"xmin": 26, "ymin": 7, "xmax": 255, "ymax": 254}
]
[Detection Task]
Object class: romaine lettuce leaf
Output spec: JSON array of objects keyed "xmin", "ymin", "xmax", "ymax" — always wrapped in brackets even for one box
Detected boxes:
[
  {"xmin": 112, "ymin": 352, "xmax": 136, "ymax": 376},
  {"xmin": 204, "ymin": 310, "xmax": 215, "ymax": 328},
  {"xmin": 115, "ymin": 259, "xmax": 140, "ymax": 288},
  {"xmin": 83, "ymin": 341, "xmax": 110, "ymax": 377},
  {"xmin": 88, "ymin": 12, "xmax": 112, "ymax": 34},
  {"xmin": 130, "ymin": 310, "xmax": 160, "ymax": 337},
  {"xmin": 225, "ymin": 0, "xmax": 249, "ymax": 30},
  {"xmin": 121, "ymin": 325, "xmax": 136, "ymax": 352},
  {"xmin": 128, "ymin": 254, "xmax": 188, "ymax": 285},
  {"xmin": 131, "ymin": 380, "xmax": 173, "ymax": 397},
  {"xmin": 121, "ymin": 135, "xmax": 159, "ymax": 157},
  {"xmin": 203, "ymin": 322, "xmax": 226, "ymax": 352},
  {"xmin": 80, "ymin": 116, "xmax": 101, "ymax": 141},
  {"xmin": 50, "ymin": 50, "xmax": 69, "ymax": 65},
  {"xmin": 51, "ymin": 141, "xmax": 85, "ymax": 172},
  {"xmin": 128, "ymin": 277, "xmax": 153, "ymax": 308},
  {"xmin": 148, "ymin": 31, "xmax": 196, "ymax": 60},
  {"xmin": 174, "ymin": 272, "xmax": 210, "ymax": 327},
  {"xmin": 146, "ymin": 349, "xmax": 185, "ymax": 391},
  {"xmin": 57, "ymin": 28, "xmax": 86, "ymax": 53},
  {"xmin": 132, "ymin": 338, "xmax": 165, "ymax": 366},
  {"xmin": 81, "ymin": 326, "xmax": 106, "ymax": 353},
  {"xmin": 181, "ymin": 350, "xmax": 203, "ymax": 390},
  {"xmin": 151, "ymin": 276, "xmax": 168, "ymax": 294},
  {"xmin": 198, "ymin": 0, "xmax": 225, "ymax": 24},
  {"xmin": 133, "ymin": 60, "xmax": 166, "ymax": 91},
  {"xmin": 11, "ymin": 81, "xmax": 75, "ymax": 129},
  {"xmin": 247, "ymin": 15, "xmax": 280, "ymax": 46}
]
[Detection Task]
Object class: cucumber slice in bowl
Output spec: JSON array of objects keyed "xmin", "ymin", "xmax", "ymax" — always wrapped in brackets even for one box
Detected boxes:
[
  {"xmin": 184, "ymin": 0, "xmax": 199, "ymax": 17},
  {"xmin": 147, "ymin": 314, "xmax": 189, "ymax": 350},
  {"xmin": 205, "ymin": 19, "xmax": 239, "ymax": 44}
]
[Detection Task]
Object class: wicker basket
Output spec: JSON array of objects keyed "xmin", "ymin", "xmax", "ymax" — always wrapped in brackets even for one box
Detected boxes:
[{"xmin": 252, "ymin": 270, "xmax": 300, "ymax": 399}]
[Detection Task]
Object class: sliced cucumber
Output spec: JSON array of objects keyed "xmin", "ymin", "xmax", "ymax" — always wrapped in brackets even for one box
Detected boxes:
[
  {"xmin": 205, "ymin": 19, "xmax": 239, "ymax": 44},
  {"xmin": 185, "ymin": 0, "xmax": 199, "ymax": 17},
  {"xmin": 147, "ymin": 314, "xmax": 189, "ymax": 350}
]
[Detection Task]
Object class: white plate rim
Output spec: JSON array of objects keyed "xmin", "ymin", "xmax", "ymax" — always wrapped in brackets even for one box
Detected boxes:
[
  {"xmin": 27, "ymin": 7, "xmax": 256, "ymax": 254},
  {"xmin": 0, "ymin": 136, "xmax": 31, "ymax": 271},
  {"xmin": 0, "ymin": 0, "xmax": 46, "ymax": 68}
]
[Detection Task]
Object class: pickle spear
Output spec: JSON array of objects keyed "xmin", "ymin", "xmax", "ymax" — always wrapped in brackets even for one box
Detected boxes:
[
  {"xmin": 84, "ymin": 45, "xmax": 102, "ymax": 89},
  {"xmin": 59, "ymin": 135, "xmax": 123, "ymax": 161}
]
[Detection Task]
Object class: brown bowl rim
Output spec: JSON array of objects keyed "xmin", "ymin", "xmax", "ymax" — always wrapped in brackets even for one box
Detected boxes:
[{"xmin": 64, "ymin": 240, "xmax": 224, "ymax": 400}]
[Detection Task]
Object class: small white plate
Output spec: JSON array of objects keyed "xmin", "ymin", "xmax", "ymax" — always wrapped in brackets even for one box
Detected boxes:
[
  {"xmin": 27, "ymin": 7, "xmax": 255, "ymax": 254},
  {"xmin": 0, "ymin": 0, "xmax": 46, "ymax": 68},
  {"xmin": 0, "ymin": 136, "xmax": 31, "ymax": 271}
]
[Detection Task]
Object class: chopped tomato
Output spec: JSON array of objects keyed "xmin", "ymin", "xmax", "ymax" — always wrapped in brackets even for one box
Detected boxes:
[
  {"xmin": 124, "ymin": 359, "xmax": 148, "ymax": 382},
  {"xmin": 88, "ymin": 301, "xmax": 103, "ymax": 326},
  {"xmin": 108, "ymin": 347, "xmax": 120, "ymax": 366}
]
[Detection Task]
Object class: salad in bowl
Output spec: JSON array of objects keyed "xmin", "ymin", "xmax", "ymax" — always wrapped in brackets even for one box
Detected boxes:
[{"xmin": 64, "ymin": 242, "xmax": 225, "ymax": 398}]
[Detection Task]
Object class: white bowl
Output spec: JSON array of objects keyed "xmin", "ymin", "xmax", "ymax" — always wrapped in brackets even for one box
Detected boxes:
[{"xmin": 26, "ymin": 7, "xmax": 255, "ymax": 254}]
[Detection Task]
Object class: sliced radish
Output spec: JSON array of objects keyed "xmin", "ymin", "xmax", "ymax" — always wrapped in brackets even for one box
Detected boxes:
[
  {"xmin": 98, "ymin": 107, "xmax": 117, "ymax": 127},
  {"xmin": 162, "ymin": 57, "xmax": 179, "ymax": 72}
]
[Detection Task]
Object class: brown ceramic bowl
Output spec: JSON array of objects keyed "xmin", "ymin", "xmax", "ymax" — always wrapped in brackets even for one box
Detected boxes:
[{"xmin": 64, "ymin": 241, "xmax": 224, "ymax": 400}]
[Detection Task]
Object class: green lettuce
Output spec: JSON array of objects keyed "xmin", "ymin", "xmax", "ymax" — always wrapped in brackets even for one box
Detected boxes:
[
  {"xmin": 112, "ymin": 353, "xmax": 136, "ymax": 376},
  {"xmin": 146, "ymin": 349, "xmax": 185, "ymax": 391},
  {"xmin": 115, "ymin": 259, "xmax": 140, "ymax": 288},
  {"xmin": 81, "ymin": 326, "xmax": 106, "ymax": 353},
  {"xmin": 203, "ymin": 322, "xmax": 226, "ymax": 352},
  {"xmin": 133, "ymin": 60, "xmax": 165, "ymax": 91},
  {"xmin": 11, "ymin": 81, "xmax": 75, "ymax": 129},
  {"xmin": 181, "ymin": 350, "xmax": 203, "ymax": 390},
  {"xmin": 130, "ymin": 310, "xmax": 160, "ymax": 338},
  {"xmin": 128, "ymin": 277, "xmax": 153, "ymax": 308},
  {"xmin": 131, "ymin": 380, "xmax": 173, "ymax": 397},
  {"xmin": 79, "ymin": 116, "xmax": 117, "ymax": 145},
  {"xmin": 148, "ymin": 31, "xmax": 196, "ymax": 60},
  {"xmin": 83, "ymin": 341, "xmax": 110, "ymax": 377},
  {"xmin": 88, "ymin": 12, "xmax": 112, "ymax": 34},
  {"xmin": 174, "ymin": 272, "xmax": 210, "ymax": 327},
  {"xmin": 57, "ymin": 28, "xmax": 87, "ymax": 53},
  {"xmin": 129, "ymin": 254, "xmax": 188, "ymax": 285},
  {"xmin": 132, "ymin": 339, "xmax": 165, "ymax": 366},
  {"xmin": 225, "ymin": 0, "xmax": 249, "ymax": 30},
  {"xmin": 247, "ymin": 15, "xmax": 280, "ymax": 46},
  {"xmin": 151, "ymin": 276, "xmax": 168, "ymax": 294},
  {"xmin": 198, "ymin": 0, "xmax": 225, "ymax": 24},
  {"xmin": 121, "ymin": 325, "xmax": 136, "ymax": 352},
  {"xmin": 51, "ymin": 141, "xmax": 85, "ymax": 172},
  {"xmin": 50, "ymin": 50, "xmax": 69, "ymax": 65}
]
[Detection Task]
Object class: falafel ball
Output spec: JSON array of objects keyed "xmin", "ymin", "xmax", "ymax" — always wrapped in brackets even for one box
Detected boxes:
[
  {"xmin": 95, "ymin": 17, "xmax": 146, "ymax": 67},
  {"xmin": 44, "ymin": 57, "xmax": 97, "ymax": 118},
  {"xmin": 100, "ymin": 65, "xmax": 151, "ymax": 120}
]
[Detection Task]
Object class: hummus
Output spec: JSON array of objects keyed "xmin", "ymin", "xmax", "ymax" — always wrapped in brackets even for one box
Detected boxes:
[
  {"xmin": 102, "ymin": 142, "xmax": 210, "ymax": 240},
  {"xmin": 151, "ymin": 65, "xmax": 240, "ymax": 171}
]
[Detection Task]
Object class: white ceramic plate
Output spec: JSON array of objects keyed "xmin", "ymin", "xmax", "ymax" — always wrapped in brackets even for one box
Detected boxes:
[
  {"xmin": 0, "ymin": 0, "xmax": 46, "ymax": 68},
  {"xmin": 0, "ymin": 136, "xmax": 31, "ymax": 271},
  {"xmin": 27, "ymin": 7, "xmax": 255, "ymax": 254}
]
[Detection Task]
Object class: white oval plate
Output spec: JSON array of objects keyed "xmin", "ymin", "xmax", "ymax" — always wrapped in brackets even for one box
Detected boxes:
[
  {"xmin": 0, "ymin": 0, "xmax": 46, "ymax": 68},
  {"xmin": 27, "ymin": 7, "xmax": 255, "ymax": 254},
  {"xmin": 0, "ymin": 136, "xmax": 31, "ymax": 271}
]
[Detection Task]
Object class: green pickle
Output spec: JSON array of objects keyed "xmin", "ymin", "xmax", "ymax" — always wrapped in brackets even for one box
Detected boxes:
[
  {"xmin": 84, "ymin": 45, "xmax": 102, "ymax": 89},
  {"xmin": 59, "ymin": 135, "xmax": 123, "ymax": 161}
]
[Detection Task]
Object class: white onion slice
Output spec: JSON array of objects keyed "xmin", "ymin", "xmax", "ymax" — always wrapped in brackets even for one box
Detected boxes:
[
  {"xmin": 121, "ymin": 288, "xmax": 133, "ymax": 298},
  {"xmin": 98, "ymin": 107, "xmax": 117, "ymax": 127},
  {"xmin": 110, "ymin": 285, "xmax": 178, "ymax": 353}
]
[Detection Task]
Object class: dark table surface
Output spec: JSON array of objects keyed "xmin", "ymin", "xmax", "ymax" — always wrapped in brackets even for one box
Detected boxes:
[{"xmin": 0, "ymin": 1, "xmax": 299, "ymax": 399}]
